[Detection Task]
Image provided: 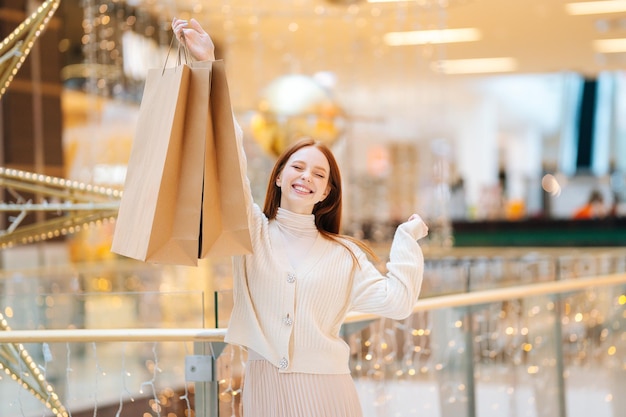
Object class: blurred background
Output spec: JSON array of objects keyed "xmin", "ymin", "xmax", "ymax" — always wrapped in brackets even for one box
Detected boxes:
[
  {"xmin": 4, "ymin": 0, "xmax": 626, "ymax": 256},
  {"xmin": 1, "ymin": 2, "xmax": 626, "ymax": 416}
]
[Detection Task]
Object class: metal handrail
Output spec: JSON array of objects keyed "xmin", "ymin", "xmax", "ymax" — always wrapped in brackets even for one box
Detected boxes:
[{"xmin": 1, "ymin": 272, "xmax": 623, "ymax": 344}]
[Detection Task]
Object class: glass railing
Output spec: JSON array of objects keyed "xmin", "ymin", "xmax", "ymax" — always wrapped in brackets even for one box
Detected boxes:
[
  {"xmin": 0, "ymin": 260, "xmax": 207, "ymax": 417},
  {"xmin": 0, "ymin": 249, "xmax": 624, "ymax": 417}
]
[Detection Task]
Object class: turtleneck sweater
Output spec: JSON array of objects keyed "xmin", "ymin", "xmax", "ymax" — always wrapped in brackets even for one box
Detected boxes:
[{"xmin": 274, "ymin": 208, "xmax": 318, "ymax": 269}]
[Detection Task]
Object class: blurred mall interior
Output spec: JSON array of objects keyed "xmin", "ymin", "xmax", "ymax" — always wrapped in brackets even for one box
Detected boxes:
[{"xmin": 0, "ymin": 0, "xmax": 625, "ymax": 416}]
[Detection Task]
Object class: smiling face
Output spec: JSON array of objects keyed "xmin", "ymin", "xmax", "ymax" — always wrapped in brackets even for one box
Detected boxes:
[{"xmin": 275, "ymin": 146, "xmax": 331, "ymax": 214}]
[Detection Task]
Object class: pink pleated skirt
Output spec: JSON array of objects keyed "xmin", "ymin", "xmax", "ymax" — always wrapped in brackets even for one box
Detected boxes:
[{"xmin": 242, "ymin": 358, "xmax": 363, "ymax": 417}]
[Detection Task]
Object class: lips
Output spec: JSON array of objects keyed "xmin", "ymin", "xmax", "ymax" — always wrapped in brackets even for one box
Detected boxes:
[{"xmin": 292, "ymin": 183, "xmax": 313, "ymax": 194}]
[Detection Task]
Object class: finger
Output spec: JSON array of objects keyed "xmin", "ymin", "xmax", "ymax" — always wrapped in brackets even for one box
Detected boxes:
[
  {"xmin": 173, "ymin": 19, "xmax": 187, "ymax": 29},
  {"xmin": 189, "ymin": 18, "xmax": 207, "ymax": 34},
  {"xmin": 172, "ymin": 24, "xmax": 184, "ymax": 37},
  {"xmin": 172, "ymin": 18, "xmax": 183, "ymax": 29}
]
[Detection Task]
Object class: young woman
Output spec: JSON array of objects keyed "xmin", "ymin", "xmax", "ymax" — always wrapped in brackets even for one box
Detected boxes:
[{"xmin": 173, "ymin": 18, "xmax": 429, "ymax": 417}]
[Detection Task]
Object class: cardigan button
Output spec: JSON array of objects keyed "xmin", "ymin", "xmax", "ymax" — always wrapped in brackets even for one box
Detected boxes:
[
  {"xmin": 283, "ymin": 315, "xmax": 293, "ymax": 326},
  {"xmin": 286, "ymin": 273, "xmax": 296, "ymax": 283},
  {"xmin": 279, "ymin": 357, "xmax": 289, "ymax": 369}
]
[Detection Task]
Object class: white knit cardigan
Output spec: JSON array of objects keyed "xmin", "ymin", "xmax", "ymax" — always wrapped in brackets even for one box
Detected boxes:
[{"xmin": 224, "ymin": 122, "xmax": 428, "ymax": 374}]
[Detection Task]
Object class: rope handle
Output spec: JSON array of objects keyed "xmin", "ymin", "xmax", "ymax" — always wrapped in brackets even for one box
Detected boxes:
[{"xmin": 162, "ymin": 30, "xmax": 192, "ymax": 74}]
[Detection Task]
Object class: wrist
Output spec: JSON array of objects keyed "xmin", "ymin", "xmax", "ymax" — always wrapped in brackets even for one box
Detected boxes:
[{"xmin": 197, "ymin": 50, "xmax": 215, "ymax": 61}]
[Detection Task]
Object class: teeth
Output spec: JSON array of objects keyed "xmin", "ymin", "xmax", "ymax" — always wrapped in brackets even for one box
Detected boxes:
[{"xmin": 294, "ymin": 185, "xmax": 311, "ymax": 193}]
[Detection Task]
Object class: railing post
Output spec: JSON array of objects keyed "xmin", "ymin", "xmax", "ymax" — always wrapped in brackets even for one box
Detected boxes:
[
  {"xmin": 464, "ymin": 305, "xmax": 476, "ymax": 417},
  {"xmin": 554, "ymin": 257, "xmax": 567, "ymax": 417},
  {"xmin": 464, "ymin": 261, "xmax": 476, "ymax": 417},
  {"xmin": 189, "ymin": 341, "xmax": 225, "ymax": 417}
]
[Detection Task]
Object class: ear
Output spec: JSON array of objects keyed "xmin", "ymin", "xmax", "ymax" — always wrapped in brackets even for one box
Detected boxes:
[{"xmin": 275, "ymin": 175, "xmax": 281, "ymax": 187}]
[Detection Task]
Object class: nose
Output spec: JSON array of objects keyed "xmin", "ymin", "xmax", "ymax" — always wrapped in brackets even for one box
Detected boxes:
[{"xmin": 301, "ymin": 171, "xmax": 312, "ymax": 182}]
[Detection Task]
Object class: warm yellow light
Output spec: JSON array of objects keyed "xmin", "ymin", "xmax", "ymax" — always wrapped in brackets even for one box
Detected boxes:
[
  {"xmin": 593, "ymin": 38, "xmax": 626, "ymax": 53},
  {"xmin": 430, "ymin": 57, "xmax": 518, "ymax": 74},
  {"xmin": 384, "ymin": 27, "xmax": 481, "ymax": 46},
  {"xmin": 565, "ymin": 1, "xmax": 626, "ymax": 15}
]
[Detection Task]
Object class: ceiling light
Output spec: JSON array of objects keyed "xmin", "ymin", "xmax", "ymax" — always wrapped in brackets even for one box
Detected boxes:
[
  {"xmin": 367, "ymin": 0, "xmax": 467, "ymax": 3},
  {"xmin": 430, "ymin": 57, "xmax": 518, "ymax": 74},
  {"xmin": 565, "ymin": 1, "xmax": 626, "ymax": 15},
  {"xmin": 383, "ymin": 28, "xmax": 481, "ymax": 46},
  {"xmin": 593, "ymin": 38, "xmax": 626, "ymax": 52}
]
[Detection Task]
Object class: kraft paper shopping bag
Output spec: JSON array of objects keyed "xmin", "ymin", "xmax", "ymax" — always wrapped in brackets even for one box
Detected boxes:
[
  {"xmin": 112, "ymin": 58, "xmax": 252, "ymax": 265},
  {"xmin": 111, "ymin": 63, "xmax": 206, "ymax": 265},
  {"xmin": 159, "ymin": 63, "xmax": 213, "ymax": 264},
  {"xmin": 198, "ymin": 60, "xmax": 253, "ymax": 258}
]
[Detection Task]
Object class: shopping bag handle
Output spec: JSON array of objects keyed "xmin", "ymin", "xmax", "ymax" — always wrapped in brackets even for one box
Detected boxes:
[{"xmin": 162, "ymin": 32, "xmax": 192, "ymax": 75}]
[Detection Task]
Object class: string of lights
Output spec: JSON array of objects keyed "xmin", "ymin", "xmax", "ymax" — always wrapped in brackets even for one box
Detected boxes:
[
  {"xmin": 0, "ymin": 312, "xmax": 69, "ymax": 417},
  {"xmin": 0, "ymin": 0, "xmax": 61, "ymax": 98},
  {"xmin": 0, "ymin": 167, "xmax": 121, "ymax": 249}
]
